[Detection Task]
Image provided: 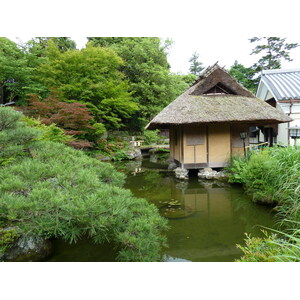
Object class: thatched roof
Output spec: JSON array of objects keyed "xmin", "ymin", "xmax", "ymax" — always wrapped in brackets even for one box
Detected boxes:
[{"xmin": 146, "ymin": 63, "xmax": 292, "ymax": 130}]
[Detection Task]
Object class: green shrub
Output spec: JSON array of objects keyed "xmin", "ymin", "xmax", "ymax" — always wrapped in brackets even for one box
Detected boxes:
[
  {"xmin": 240, "ymin": 150, "xmax": 278, "ymax": 204},
  {"xmin": 229, "ymin": 146, "xmax": 300, "ymax": 261},
  {"xmin": 0, "ymin": 108, "xmax": 39, "ymax": 167},
  {"xmin": 0, "ymin": 227, "xmax": 20, "ymax": 255},
  {"xmin": 0, "ymin": 141, "xmax": 168, "ymax": 261},
  {"xmin": 22, "ymin": 116, "xmax": 72, "ymax": 143},
  {"xmin": 112, "ymin": 150, "xmax": 129, "ymax": 161},
  {"xmin": 225, "ymin": 155, "xmax": 249, "ymax": 184},
  {"xmin": 0, "ymin": 107, "xmax": 23, "ymax": 130},
  {"xmin": 143, "ymin": 130, "xmax": 161, "ymax": 145},
  {"xmin": 0, "ymin": 108, "xmax": 168, "ymax": 261},
  {"xmin": 237, "ymin": 226, "xmax": 300, "ymax": 262}
]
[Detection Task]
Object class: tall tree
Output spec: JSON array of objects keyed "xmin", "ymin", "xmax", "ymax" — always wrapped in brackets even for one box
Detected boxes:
[
  {"xmin": 88, "ymin": 37, "xmax": 190, "ymax": 129},
  {"xmin": 0, "ymin": 38, "xmax": 32, "ymax": 104},
  {"xmin": 250, "ymin": 37, "xmax": 299, "ymax": 73},
  {"xmin": 35, "ymin": 41, "xmax": 138, "ymax": 129},
  {"xmin": 188, "ymin": 52, "xmax": 204, "ymax": 75},
  {"xmin": 229, "ymin": 61, "xmax": 257, "ymax": 93},
  {"xmin": 25, "ymin": 37, "xmax": 77, "ymax": 56}
]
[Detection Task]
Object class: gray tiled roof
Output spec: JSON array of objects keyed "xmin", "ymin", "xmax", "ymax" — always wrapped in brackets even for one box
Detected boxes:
[{"xmin": 261, "ymin": 69, "xmax": 300, "ymax": 100}]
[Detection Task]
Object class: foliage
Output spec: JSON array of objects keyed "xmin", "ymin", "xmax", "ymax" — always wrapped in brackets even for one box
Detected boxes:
[
  {"xmin": 0, "ymin": 105, "xmax": 23, "ymax": 130},
  {"xmin": 228, "ymin": 146, "xmax": 300, "ymax": 215},
  {"xmin": 0, "ymin": 141, "xmax": 168, "ymax": 261},
  {"xmin": 35, "ymin": 41, "xmax": 138, "ymax": 129},
  {"xmin": 0, "ymin": 107, "xmax": 39, "ymax": 167},
  {"xmin": 112, "ymin": 150, "xmax": 130, "ymax": 161},
  {"xmin": 94, "ymin": 138, "xmax": 131, "ymax": 161},
  {"xmin": 227, "ymin": 147, "xmax": 300, "ymax": 206},
  {"xmin": 25, "ymin": 37, "xmax": 77, "ymax": 56},
  {"xmin": 0, "ymin": 227, "xmax": 20, "ymax": 254},
  {"xmin": 239, "ymin": 150, "xmax": 278, "ymax": 204},
  {"xmin": 225, "ymin": 154, "xmax": 249, "ymax": 184},
  {"xmin": 188, "ymin": 52, "xmax": 204, "ymax": 75},
  {"xmin": 229, "ymin": 60, "xmax": 257, "ymax": 93},
  {"xmin": 19, "ymin": 92, "xmax": 94, "ymax": 136},
  {"xmin": 0, "ymin": 109, "xmax": 168, "ymax": 261},
  {"xmin": 237, "ymin": 222, "xmax": 300, "ymax": 262},
  {"xmin": 143, "ymin": 129, "xmax": 162, "ymax": 145},
  {"xmin": 180, "ymin": 73, "xmax": 197, "ymax": 86},
  {"xmin": 229, "ymin": 146, "xmax": 300, "ymax": 261},
  {"xmin": 88, "ymin": 37, "xmax": 191, "ymax": 129},
  {"xmin": 236, "ymin": 230, "xmax": 300, "ymax": 262},
  {"xmin": 0, "ymin": 38, "xmax": 33, "ymax": 103},
  {"xmin": 249, "ymin": 37, "xmax": 299, "ymax": 74},
  {"xmin": 21, "ymin": 116, "xmax": 72, "ymax": 143},
  {"xmin": 97, "ymin": 138, "xmax": 125, "ymax": 153}
]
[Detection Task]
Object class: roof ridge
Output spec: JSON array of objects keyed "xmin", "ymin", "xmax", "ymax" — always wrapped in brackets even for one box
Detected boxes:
[{"xmin": 188, "ymin": 62, "xmax": 255, "ymax": 97}]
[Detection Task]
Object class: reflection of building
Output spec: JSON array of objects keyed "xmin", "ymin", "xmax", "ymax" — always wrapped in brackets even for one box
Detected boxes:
[
  {"xmin": 256, "ymin": 68, "xmax": 300, "ymax": 146},
  {"xmin": 146, "ymin": 63, "xmax": 291, "ymax": 169},
  {"xmin": 183, "ymin": 188, "xmax": 232, "ymax": 220},
  {"xmin": 170, "ymin": 181, "xmax": 232, "ymax": 221}
]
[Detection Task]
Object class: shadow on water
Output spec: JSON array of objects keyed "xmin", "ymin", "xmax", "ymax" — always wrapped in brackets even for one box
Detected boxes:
[
  {"xmin": 45, "ymin": 238, "xmax": 118, "ymax": 262},
  {"xmin": 47, "ymin": 154, "xmax": 275, "ymax": 262}
]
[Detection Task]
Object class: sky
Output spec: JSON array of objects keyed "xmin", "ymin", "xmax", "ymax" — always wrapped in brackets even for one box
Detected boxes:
[{"xmin": 3, "ymin": 0, "xmax": 300, "ymax": 75}]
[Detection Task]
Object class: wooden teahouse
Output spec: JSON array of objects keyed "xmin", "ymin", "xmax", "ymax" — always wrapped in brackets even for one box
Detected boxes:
[{"xmin": 146, "ymin": 63, "xmax": 292, "ymax": 169}]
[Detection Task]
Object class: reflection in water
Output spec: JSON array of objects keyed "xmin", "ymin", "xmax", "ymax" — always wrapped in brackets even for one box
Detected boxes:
[{"xmin": 119, "ymin": 157, "xmax": 275, "ymax": 262}]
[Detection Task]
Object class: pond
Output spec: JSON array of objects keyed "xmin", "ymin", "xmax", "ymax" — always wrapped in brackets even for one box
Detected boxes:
[{"xmin": 46, "ymin": 154, "xmax": 275, "ymax": 262}]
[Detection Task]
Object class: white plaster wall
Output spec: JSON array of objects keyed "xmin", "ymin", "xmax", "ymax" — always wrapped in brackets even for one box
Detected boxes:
[{"xmin": 277, "ymin": 122, "xmax": 289, "ymax": 146}]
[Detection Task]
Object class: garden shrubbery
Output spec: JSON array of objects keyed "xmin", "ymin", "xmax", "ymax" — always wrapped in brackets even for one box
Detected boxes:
[
  {"xmin": 0, "ymin": 107, "xmax": 168, "ymax": 261},
  {"xmin": 226, "ymin": 146, "xmax": 300, "ymax": 261}
]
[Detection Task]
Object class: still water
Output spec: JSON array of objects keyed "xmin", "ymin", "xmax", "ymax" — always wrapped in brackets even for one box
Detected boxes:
[{"xmin": 46, "ymin": 154, "xmax": 275, "ymax": 262}]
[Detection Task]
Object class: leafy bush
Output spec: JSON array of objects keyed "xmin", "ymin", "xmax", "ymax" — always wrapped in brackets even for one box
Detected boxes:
[
  {"xmin": 112, "ymin": 150, "xmax": 130, "ymax": 161},
  {"xmin": 0, "ymin": 106, "xmax": 23, "ymax": 130},
  {"xmin": 228, "ymin": 146, "xmax": 300, "ymax": 209},
  {"xmin": 0, "ymin": 227, "xmax": 20, "ymax": 255},
  {"xmin": 237, "ymin": 226, "xmax": 300, "ymax": 262},
  {"xmin": 228, "ymin": 146, "xmax": 300, "ymax": 261},
  {"xmin": 225, "ymin": 155, "xmax": 249, "ymax": 184},
  {"xmin": 22, "ymin": 116, "xmax": 72, "ymax": 143},
  {"xmin": 18, "ymin": 92, "xmax": 95, "ymax": 137},
  {"xmin": 0, "ymin": 107, "xmax": 168, "ymax": 261},
  {"xmin": 143, "ymin": 130, "xmax": 162, "ymax": 145},
  {"xmin": 0, "ymin": 107, "xmax": 39, "ymax": 167},
  {"xmin": 240, "ymin": 150, "xmax": 278, "ymax": 204}
]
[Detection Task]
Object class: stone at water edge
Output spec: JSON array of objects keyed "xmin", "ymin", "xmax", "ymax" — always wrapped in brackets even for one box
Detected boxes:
[
  {"xmin": 198, "ymin": 168, "xmax": 228, "ymax": 180},
  {"xmin": 125, "ymin": 148, "xmax": 142, "ymax": 160},
  {"xmin": 174, "ymin": 167, "xmax": 189, "ymax": 180},
  {"xmin": 168, "ymin": 162, "xmax": 178, "ymax": 170},
  {"xmin": 2, "ymin": 234, "xmax": 52, "ymax": 262}
]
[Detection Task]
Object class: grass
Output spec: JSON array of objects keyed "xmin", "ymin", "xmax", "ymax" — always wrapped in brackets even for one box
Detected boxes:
[{"xmin": 227, "ymin": 146, "xmax": 300, "ymax": 261}]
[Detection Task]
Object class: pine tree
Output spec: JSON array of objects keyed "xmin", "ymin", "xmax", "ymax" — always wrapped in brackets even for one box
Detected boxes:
[
  {"xmin": 189, "ymin": 52, "xmax": 204, "ymax": 75},
  {"xmin": 250, "ymin": 37, "xmax": 299, "ymax": 73}
]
